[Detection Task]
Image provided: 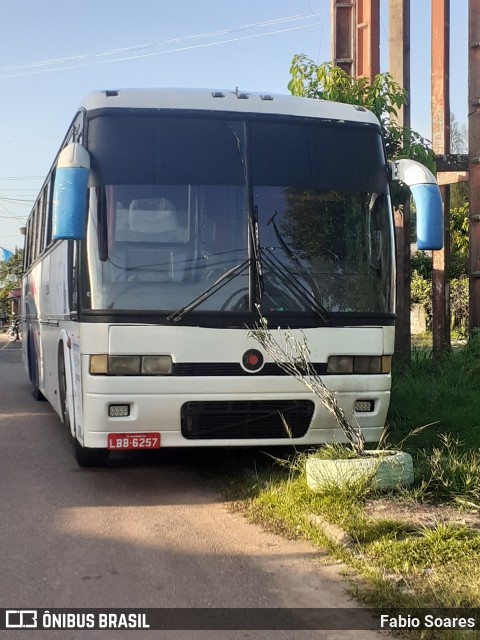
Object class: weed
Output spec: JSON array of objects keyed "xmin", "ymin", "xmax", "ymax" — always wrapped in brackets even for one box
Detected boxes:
[
  {"xmin": 365, "ymin": 522, "xmax": 480, "ymax": 575},
  {"xmin": 389, "ymin": 338, "xmax": 480, "ymax": 451},
  {"xmin": 308, "ymin": 443, "xmax": 362, "ymax": 460},
  {"xmin": 416, "ymin": 434, "xmax": 480, "ymax": 508},
  {"xmin": 224, "ymin": 338, "xmax": 480, "ymax": 627}
]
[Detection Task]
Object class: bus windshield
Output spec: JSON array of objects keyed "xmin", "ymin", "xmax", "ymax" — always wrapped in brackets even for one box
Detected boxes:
[{"xmin": 83, "ymin": 112, "xmax": 393, "ymax": 318}]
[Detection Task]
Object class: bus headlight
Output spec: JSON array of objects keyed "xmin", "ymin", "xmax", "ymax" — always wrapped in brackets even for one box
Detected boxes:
[
  {"xmin": 327, "ymin": 356, "xmax": 353, "ymax": 373},
  {"xmin": 90, "ymin": 355, "xmax": 173, "ymax": 375},
  {"xmin": 141, "ymin": 355, "xmax": 173, "ymax": 375},
  {"xmin": 108, "ymin": 356, "xmax": 141, "ymax": 375},
  {"xmin": 354, "ymin": 356, "xmax": 382, "ymax": 374},
  {"xmin": 327, "ymin": 355, "xmax": 391, "ymax": 374}
]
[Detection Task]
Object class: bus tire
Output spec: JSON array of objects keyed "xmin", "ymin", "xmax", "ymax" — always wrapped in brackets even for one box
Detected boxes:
[
  {"xmin": 57, "ymin": 344, "xmax": 109, "ymax": 467},
  {"xmin": 28, "ymin": 334, "xmax": 45, "ymax": 401},
  {"xmin": 58, "ymin": 347, "xmax": 71, "ymax": 431},
  {"xmin": 72, "ymin": 436, "xmax": 110, "ymax": 468},
  {"xmin": 31, "ymin": 384, "xmax": 45, "ymax": 401}
]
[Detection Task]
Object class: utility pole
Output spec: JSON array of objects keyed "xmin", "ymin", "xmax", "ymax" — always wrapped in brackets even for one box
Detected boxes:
[
  {"xmin": 356, "ymin": 0, "xmax": 380, "ymax": 79},
  {"xmin": 431, "ymin": 0, "xmax": 451, "ymax": 351},
  {"xmin": 389, "ymin": 0, "xmax": 411, "ymax": 361},
  {"xmin": 469, "ymin": 0, "xmax": 480, "ymax": 334},
  {"xmin": 331, "ymin": 0, "xmax": 356, "ymax": 75},
  {"xmin": 331, "ymin": 0, "xmax": 379, "ymax": 80}
]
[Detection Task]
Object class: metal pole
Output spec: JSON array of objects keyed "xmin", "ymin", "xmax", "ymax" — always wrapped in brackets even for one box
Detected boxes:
[
  {"xmin": 469, "ymin": 0, "xmax": 480, "ymax": 334},
  {"xmin": 431, "ymin": 0, "xmax": 451, "ymax": 351}
]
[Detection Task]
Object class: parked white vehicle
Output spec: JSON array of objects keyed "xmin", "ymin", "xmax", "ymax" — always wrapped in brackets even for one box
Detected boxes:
[{"xmin": 21, "ymin": 88, "xmax": 443, "ymax": 466}]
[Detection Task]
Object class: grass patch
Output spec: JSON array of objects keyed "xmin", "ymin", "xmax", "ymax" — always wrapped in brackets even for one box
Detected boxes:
[
  {"xmin": 222, "ymin": 338, "xmax": 480, "ymax": 637},
  {"xmin": 236, "ymin": 450, "xmax": 480, "ymax": 633},
  {"xmin": 365, "ymin": 523, "xmax": 480, "ymax": 575},
  {"xmin": 389, "ymin": 337, "xmax": 480, "ymax": 451},
  {"xmin": 416, "ymin": 435, "xmax": 480, "ymax": 508},
  {"xmin": 305, "ymin": 442, "xmax": 363, "ymax": 460}
]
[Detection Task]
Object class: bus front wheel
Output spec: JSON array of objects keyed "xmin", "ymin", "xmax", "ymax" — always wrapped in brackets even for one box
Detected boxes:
[
  {"xmin": 58, "ymin": 348, "xmax": 71, "ymax": 431},
  {"xmin": 28, "ymin": 334, "xmax": 45, "ymax": 401},
  {"xmin": 72, "ymin": 436, "xmax": 110, "ymax": 468}
]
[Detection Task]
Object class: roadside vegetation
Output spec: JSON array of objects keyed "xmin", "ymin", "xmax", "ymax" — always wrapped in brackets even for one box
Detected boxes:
[
  {"xmin": 224, "ymin": 340, "xmax": 480, "ymax": 639},
  {"xmin": 0, "ymin": 248, "xmax": 23, "ymax": 321},
  {"xmin": 235, "ymin": 56, "xmax": 480, "ymax": 636}
]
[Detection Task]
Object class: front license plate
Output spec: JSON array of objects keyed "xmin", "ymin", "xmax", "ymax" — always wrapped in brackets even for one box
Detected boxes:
[{"xmin": 107, "ymin": 433, "xmax": 161, "ymax": 450}]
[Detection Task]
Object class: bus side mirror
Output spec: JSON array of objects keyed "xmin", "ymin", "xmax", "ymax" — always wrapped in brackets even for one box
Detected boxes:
[
  {"xmin": 389, "ymin": 159, "xmax": 443, "ymax": 250},
  {"xmin": 52, "ymin": 143, "xmax": 90, "ymax": 241}
]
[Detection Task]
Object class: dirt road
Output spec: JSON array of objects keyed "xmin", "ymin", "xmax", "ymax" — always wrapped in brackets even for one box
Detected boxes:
[{"xmin": 0, "ymin": 335, "xmax": 384, "ymax": 639}]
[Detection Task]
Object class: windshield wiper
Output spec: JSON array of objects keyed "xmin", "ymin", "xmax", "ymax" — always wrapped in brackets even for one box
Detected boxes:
[
  {"xmin": 167, "ymin": 259, "xmax": 250, "ymax": 323},
  {"xmin": 249, "ymin": 207, "xmax": 264, "ymax": 306},
  {"xmin": 261, "ymin": 248, "xmax": 330, "ymax": 323},
  {"xmin": 267, "ymin": 211, "xmax": 302, "ymax": 267},
  {"xmin": 265, "ymin": 211, "xmax": 330, "ymax": 323}
]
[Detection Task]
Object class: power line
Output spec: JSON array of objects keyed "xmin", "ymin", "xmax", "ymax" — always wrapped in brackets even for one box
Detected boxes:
[
  {"xmin": 0, "ymin": 197, "xmax": 35, "ymax": 207},
  {"xmin": 0, "ymin": 177, "xmax": 44, "ymax": 181},
  {"xmin": 1, "ymin": 14, "xmax": 319, "ymax": 72},
  {"xmin": 0, "ymin": 197, "xmax": 35, "ymax": 202},
  {"xmin": 1, "ymin": 13, "xmax": 325, "ymax": 79},
  {"xmin": 0, "ymin": 202, "xmax": 28, "ymax": 221},
  {"xmin": 0, "ymin": 137, "xmax": 56, "ymax": 144}
]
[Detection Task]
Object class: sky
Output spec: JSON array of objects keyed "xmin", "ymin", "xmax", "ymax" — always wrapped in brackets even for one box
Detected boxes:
[{"xmin": 0, "ymin": 0, "xmax": 468, "ymax": 253}]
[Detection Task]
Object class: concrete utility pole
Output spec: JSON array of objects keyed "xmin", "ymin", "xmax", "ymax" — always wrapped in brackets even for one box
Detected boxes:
[
  {"xmin": 469, "ymin": 0, "xmax": 480, "ymax": 334},
  {"xmin": 431, "ymin": 0, "xmax": 451, "ymax": 351},
  {"xmin": 389, "ymin": 0, "xmax": 411, "ymax": 361}
]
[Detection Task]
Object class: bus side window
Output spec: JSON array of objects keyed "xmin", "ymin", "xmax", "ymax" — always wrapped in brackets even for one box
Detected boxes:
[
  {"xmin": 24, "ymin": 219, "xmax": 32, "ymax": 269},
  {"xmin": 37, "ymin": 187, "xmax": 48, "ymax": 255},
  {"xmin": 44, "ymin": 175, "xmax": 55, "ymax": 248}
]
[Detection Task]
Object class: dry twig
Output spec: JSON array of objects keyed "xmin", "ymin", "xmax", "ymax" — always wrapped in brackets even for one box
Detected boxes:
[{"xmin": 248, "ymin": 311, "xmax": 365, "ymax": 455}]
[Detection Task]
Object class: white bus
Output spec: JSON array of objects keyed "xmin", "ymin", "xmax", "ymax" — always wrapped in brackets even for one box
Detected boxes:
[{"xmin": 22, "ymin": 88, "xmax": 443, "ymax": 466}]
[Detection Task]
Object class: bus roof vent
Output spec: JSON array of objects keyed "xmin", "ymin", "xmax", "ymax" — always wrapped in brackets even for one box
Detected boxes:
[
  {"xmin": 104, "ymin": 90, "xmax": 119, "ymax": 98},
  {"xmin": 235, "ymin": 87, "xmax": 249, "ymax": 100},
  {"xmin": 212, "ymin": 91, "xmax": 225, "ymax": 98},
  {"xmin": 260, "ymin": 94, "xmax": 274, "ymax": 101},
  {"xmin": 354, "ymin": 105, "xmax": 367, "ymax": 111}
]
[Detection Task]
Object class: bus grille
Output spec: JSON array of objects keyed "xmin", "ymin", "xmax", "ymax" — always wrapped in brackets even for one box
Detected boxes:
[
  {"xmin": 181, "ymin": 400, "xmax": 314, "ymax": 440},
  {"xmin": 172, "ymin": 363, "xmax": 327, "ymax": 376}
]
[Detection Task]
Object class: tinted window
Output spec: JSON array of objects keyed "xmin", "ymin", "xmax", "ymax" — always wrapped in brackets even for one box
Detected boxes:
[{"xmin": 87, "ymin": 114, "xmax": 246, "ymax": 186}]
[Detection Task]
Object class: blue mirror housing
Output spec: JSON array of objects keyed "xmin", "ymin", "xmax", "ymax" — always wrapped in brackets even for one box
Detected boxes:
[
  {"xmin": 390, "ymin": 159, "xmax": 443, "ymax": 250},
  {"xmin": 52, "ymin": 143, "xmax": 90, "ymax": 240},
  {"xmin": 410, "ymin": 184, "xmax": 443, "ymax": 250}
]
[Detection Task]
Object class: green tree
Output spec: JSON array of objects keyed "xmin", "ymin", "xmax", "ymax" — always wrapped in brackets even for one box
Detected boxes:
[
  {"xmin": 449, "ymin": 113, "xmax": 469, "ymax": 210},
  {"xmin": 288, "ymin": 55, "xmax": 435, "ymax": 172},
  {"xmin": 451, "ymin": 113, "xmax": 468, "ymax": 155},
  {"xmin": 450, "ymin": 202, "xmax": 469, "ymax": 279},
  {"xmin": 0, "ymin": 248, "xmax": 23, "ymax": 283},
  {"xmin": 411, "ymin": 202, "xmax": 469, "ymax": 335},
  {"xmin": 0, "ymin": 248, "xmax": 24, "ymax": 316}
]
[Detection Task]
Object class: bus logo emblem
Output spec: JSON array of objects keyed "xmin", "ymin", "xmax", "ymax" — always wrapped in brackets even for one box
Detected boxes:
[{"xmin": 241, "ymin": 349, "xmax": 264, "ymax": 373}]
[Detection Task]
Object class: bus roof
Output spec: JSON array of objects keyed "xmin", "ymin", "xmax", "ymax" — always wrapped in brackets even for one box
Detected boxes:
[{"xmin": 80, "ymin": 88, "xmax": 380, "ymax": 127}]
